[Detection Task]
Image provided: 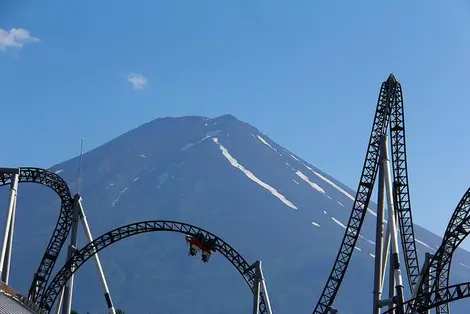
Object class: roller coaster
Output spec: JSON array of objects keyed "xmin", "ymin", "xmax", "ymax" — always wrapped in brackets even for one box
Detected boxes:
[
  {"xmin": 312, "ymin": 74, "xmax": 470, "ymax": 314},
  {"xmin": 0, "ymin": 168, "xmax": 273, "ymax": 314},
  {"xmin": 0, "ymin": 74, "xmax": 468, "ymax": 314}
]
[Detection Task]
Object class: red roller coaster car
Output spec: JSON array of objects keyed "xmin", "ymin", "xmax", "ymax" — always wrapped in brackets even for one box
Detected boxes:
[{"xmin": 185, "ymin": 233, "xmax": 216, "ymax": 263}]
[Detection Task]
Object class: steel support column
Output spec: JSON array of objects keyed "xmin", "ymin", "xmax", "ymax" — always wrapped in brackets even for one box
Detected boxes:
[
  {"xmin": 78, "ymin": 197, "xmax": 116, "ymax": 314},
  {"xmin": 3, "ymin": 187, "xmax": 17, "ymax": 284},
  {"xmin": 0, "ymin": 169, "xmax": 19, "ymax": 284},
  {"xmin": 373, "ymin": 135, "xmax": 387, "ymax": 314},
  {"xmin": 61, "ymin": 194, "xmax": 80, "ymax": 314},
  {"xmin": 383, "ymin": 134, "xmax": 405, "ymax": 314},
  {"xmin": 258, "ymin": 261, "xmax": 273, "ymax": 314},
  {"xmin": 54, "ymin": 288, "xmax": 65, "ymax": 314}
]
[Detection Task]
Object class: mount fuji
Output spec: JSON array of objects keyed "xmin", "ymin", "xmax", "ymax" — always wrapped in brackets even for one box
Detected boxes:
[{"xmin": 2, "ymin": 114, "xmax": 469, "ymax": 314}]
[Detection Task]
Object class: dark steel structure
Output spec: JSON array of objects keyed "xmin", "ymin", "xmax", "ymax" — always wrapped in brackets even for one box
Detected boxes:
[
  {"xmin": 1, "ymin": 74, "xmax": 469, "ymax": 314},
  {"xmin": 383, "ymin": 280, "xmax": 470, "ymax": 314},
  {"xmin": 410, "ymin": 188, "xmax": 470, "ymax": 313},
  {"xmin": 313, "ymin": 74, "xmax": 421, "ymax": 313},
  {"xmin": 0, "ymin": 167, "xmax": 272, "ymax": 313},
  {"xmin": 312, "ymin": 74, "xmax": 470, "ymax": 314},
  {"xmin": 0, "ymin": 168, "xmax": 73, "ymax": 303},
  {"xmin": 38, "ymin": 220, "xmax": 271, "ymax": 314}
]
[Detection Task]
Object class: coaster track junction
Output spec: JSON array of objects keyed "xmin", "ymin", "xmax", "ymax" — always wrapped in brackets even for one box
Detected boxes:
[
  {"xmin": 0, "ymin": 169, "xmax": 273, "ymax": 314},
  {"xmin": 1, "ymin": 75, "xmax": 469, "ymax": 314},
  {"xmin": 311, "ymin": 74, "xmax": 470, "ymax": 314}
]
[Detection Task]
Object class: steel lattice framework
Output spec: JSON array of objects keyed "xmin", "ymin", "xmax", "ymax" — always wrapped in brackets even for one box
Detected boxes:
[
  {"xmin": 2, "ymin": 75, "xmax": 469, "ymax": 314},
  {"xmin": 433, "ymin": 188, "xmax": 470, "ymax": 314},
  {"xmin": 312, "ymin": 74, "xmax": 421, "ymax": 313},
  {"xmin": 409, "ymin": 188, "xmax": 470, "ymax": 313},
  {"xmin": 382, "ymin": 280, "xmax": 470, "ymax": 314},
  {"xmin": 390, "ymin": 84, "xmax": 420, "ymax": 290},
  {"xmin": 0, "ymin": 168, "xmax": 73, "ymax": 303},
  {"xmin": 38, "ymin": 220, "xmax": 269, "ymax": 314},
  {"xmin": 312, "ymin": 74, "xmax": 470, "ymax": 313}
]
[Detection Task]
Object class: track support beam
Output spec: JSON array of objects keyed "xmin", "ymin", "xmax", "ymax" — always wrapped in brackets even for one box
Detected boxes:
[
  {"xmin": 249, "ymin": 261, "xmax": 273, "ymax": 314},
  {"xmin": 372, "ymin": 133, "xmax": 406, "ymax": 314},
  {"xmin": 54, "ymin": 287, "xmax": 65, "ymax": 314},
  {"xmin": 0, "ymin": 168, "xmax": 19, "ymax": 284},
  {"xmin": 77, "ymin": 196, "xmax": 116, "ymax": 314},
  {"xmin": 383, "ymin": 133, "xmax": 405, "ymax": 314},
  {"xmin": 61, "ymin": 194, "xmax": 80, "ymax": 314},
  {"xmin": 56, "ymin": 195, "xmax": 116, "ymax": 314},
  {"xmin": 373, "ymin": 139, "xmax": 386, "ymax": 314}
]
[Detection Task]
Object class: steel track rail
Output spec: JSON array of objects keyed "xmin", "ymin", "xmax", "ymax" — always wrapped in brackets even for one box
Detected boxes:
[
  {"xmin": 39, "ymin": 220, "xmax": 268, "ymax": 314},
  {"xmin": 434, "ymin": 188, "xmax": 470, "ymax": 314},
  {"xmin": 383, "ymin": 280, "xmax": 470, "ymax": 314},
  {"xmin": 312, "ymin": 76, "xmax": 396, "ymax": 314},
  {"xmin": 0, "ymin": 168, "xmax": 73, "ymax": 302},
  {"xmin": 389, "ymin": 82, "xmax": 420, "ymax": 291},
  {"xmin": 412, "ymin": 188, "xmax": 470, "ymax": 313}
]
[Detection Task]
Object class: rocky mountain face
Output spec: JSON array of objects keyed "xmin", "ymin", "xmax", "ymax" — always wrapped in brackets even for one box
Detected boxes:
[{"xmin": 2, "ymin": 114, "xmax": 469, "ymax": 314}]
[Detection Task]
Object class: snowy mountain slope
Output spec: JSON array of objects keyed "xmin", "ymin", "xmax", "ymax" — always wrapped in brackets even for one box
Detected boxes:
[{"xmin": 1, "ymin": 114, "xmax": 469, "ymax": 314}]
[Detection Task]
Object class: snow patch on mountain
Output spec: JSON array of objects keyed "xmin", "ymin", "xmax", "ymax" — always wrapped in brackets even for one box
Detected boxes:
[
  {"xmin": 415, "ymin": 238, "xmax": 434, "ymax": 251},
  {"xmin": 181, "ymin": 130, "xmax": 223, "ymax": 151},
  {"xmin": 311, "ymin": 169, "xmax": 379, "ymax": 218},
  {"xmin": 295, "ymin": 171, "xmax": 326, "ymax": 194},
  {"xmin": 156, "ymin": 165, "xmax": 172, "ymax": 189},
  {"xmin": 212, "ymin": 137, "xmax": 298, "ymax": 210},
  {"xmin": 256, "ymin": 135, "xmax": 281, "ymax": 156},
  {"xmin": 331, "ymin": 217, "xmax": 347, "ymax": 229},
  {"xmin": 181, "ymin": 138, "xmax": 206, "ymax": 152},
  {"xmin": 312, "ymin": 221, "xmax": 320, "ymax": 227},
  {"xmin": 111, "ymin": 187, "xmax": 129, "ymax": 207},
  {"xmin": 287, "ymin": 152, "xmax": 300, "ymax": 162}
]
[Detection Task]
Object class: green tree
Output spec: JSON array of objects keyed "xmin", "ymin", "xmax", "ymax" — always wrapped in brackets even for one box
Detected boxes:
[
  {"xmin": 71, "ymin": 310, "xmax": 79, "ymax": 314},
  {"xmin": 116, "ymin": 309, "xmax": 125, "ymax": 314}
]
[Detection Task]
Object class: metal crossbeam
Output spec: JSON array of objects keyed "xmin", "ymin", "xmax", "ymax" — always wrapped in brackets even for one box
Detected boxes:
[
  {"xmin": 0, "ymin": 168, "xmax": 74, "ymax": 302},
  {"xmin": 39, "ymin": 220, "xmax": 270, "ymax": 314}
]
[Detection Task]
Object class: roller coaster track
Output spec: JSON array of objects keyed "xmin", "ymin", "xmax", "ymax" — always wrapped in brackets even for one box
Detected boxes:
[
  {"xmin": 39, "ymin": 220, "xmax": 269, "ymax": 314},
  {"xmin": 313, "ymin": 74, "xmax": 421, "ymax": 313},
  {"xmin": 382, "ymin": 280, "xmax": 470, "ymax": 314},
  {"xmin": 0, "ymin": 168, "xmax": 73, "ymax": 303},
  {"xmin": 412, "ymin": 188, "xmax": 470, "ymax": 313},
  {"xmin": 390, "ymin": 82, "xmax": 420, "ymax": 290}
]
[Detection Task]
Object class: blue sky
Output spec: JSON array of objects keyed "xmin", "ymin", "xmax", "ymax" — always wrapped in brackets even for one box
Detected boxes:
[{"xmin": 1, "ymin": 0, "xmax": 469, "ymax": 239}]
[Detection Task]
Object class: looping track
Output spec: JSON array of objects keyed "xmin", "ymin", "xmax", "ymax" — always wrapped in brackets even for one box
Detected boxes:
[
  {"xmin": 383, "ymin": 280, "xmax": 470, "ymax": 314},
  {"xmin": 312, "ymin": 74, "xmax": 421, "ymax": 313},
  {"xmin": 413, "ymin": 188, "xmax": 470, "ymax": 313},
  {"xmin": 39, "ymin": 220, "xmax": 268, "ymax": 314},
  {"xmin": 0, "ymin": 168, "xmax": 73, "ymax": 303},
  {"xmin": 313, "ymin": 74, "xmax": 470, "ymax": 313}
]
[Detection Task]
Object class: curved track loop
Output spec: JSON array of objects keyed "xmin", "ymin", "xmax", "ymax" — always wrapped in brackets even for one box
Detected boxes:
[
  {"xmin": 312, "ymin": 76, "xmax": 395, "ymax": 314},
  {"xmin": 0, "ymin": 168, "xmax": 73, "ymax": 302},
  {"xmin": 414, "ymin": 188, "xmax": 470, "ymax": 313},
  {"xmin": 39, "ymin": 220, "xmax": 268, "ymax": 313},
  {"xmin": 383, "ymin": 280, "xmax": 470, "ymax": 314},
  {"xmin": 389, "ymin": 82, "xmax": 420, "ymax": 290}
]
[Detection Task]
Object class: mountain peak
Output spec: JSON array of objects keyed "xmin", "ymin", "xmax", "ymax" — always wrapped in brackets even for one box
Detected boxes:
[
  {"xmin": 213, "ymin": 113, "xmax": 238, "ymax": 121},
  {"xmin": 9, "ymin": 112, "xmax": 470, "ymax": 314}
]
